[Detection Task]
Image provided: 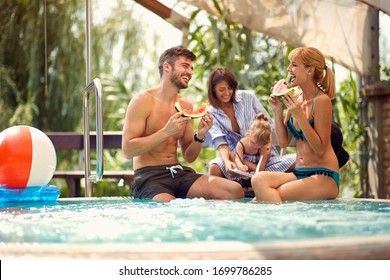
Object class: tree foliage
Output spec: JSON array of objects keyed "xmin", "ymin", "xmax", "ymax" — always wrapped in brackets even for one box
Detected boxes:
[
  {"xmin": 91, "ymin": 0, "xmax": 159, "ymax": 132},
  {"xmin": 0, "ymin": 1, "xmax": 159, "ymax": 195},
  {"xmin": 0, "ymin": 0, "xmax": 85, "ymax": 131},
  {"xmin": 0, "ymin": 0, "xmax": 157, "ymax": 133},
  {"xmin": 334, "ymin": 72, "xmax": 365, "ymax": 197}
]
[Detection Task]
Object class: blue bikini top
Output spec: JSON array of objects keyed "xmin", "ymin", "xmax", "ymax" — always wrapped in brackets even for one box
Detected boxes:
[{"xmin": 287, "ymin": 88, "xmax": 320, "ymax": 141}]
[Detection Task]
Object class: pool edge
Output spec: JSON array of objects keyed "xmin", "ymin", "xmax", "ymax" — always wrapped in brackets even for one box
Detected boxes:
[{"xmin": 1, "ymin": 234, "xmax": 390, "ymax": 260}]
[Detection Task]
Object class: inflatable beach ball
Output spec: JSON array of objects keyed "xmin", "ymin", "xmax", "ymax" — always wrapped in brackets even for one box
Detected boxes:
[{"xmin": 0, "ymin": 125, "xmax": 57, "ymax": 189}]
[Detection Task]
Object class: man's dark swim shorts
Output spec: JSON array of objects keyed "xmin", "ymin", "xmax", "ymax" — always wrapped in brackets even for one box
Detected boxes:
[{"xmin": 132, "ymin": 164, "xmax": 203, "ymax": 199}]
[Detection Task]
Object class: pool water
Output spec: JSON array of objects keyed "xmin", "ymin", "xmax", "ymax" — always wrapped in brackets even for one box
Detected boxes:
[{"xmin": 1, "ymin": 198, "xmax": 390, "ymax": 244}]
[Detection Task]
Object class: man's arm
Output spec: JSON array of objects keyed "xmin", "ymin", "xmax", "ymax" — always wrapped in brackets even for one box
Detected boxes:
[
  {"xmin": 175, "ymin": 97, "xmax": 195, "ymax": 163},
  {"xmin": 122, "ymin": 94, "xmax": 163, "ymax": 159},
  {"xmin": 122, "ymin": 94, "xmax": 189, "ymax": 159},
  {"xmin": 179, "ymin": 108, "xmax": 213, "ymax": 163}
]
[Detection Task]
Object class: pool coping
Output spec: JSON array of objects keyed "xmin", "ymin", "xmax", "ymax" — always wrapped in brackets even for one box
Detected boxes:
[{"xmin": 1, "ymin": 234, "xmax": 390, "ymax": 260}]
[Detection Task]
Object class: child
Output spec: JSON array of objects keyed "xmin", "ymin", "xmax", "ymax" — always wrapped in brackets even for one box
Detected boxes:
[{"xmin": 234, "ymin": 113, "xmax": 272, "ymax": 174}]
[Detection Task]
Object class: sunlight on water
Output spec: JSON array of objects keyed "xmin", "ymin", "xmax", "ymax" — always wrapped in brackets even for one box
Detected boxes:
[{"xmin": 1, "ymin": 198, "xmax": 390, "ymax": 244}]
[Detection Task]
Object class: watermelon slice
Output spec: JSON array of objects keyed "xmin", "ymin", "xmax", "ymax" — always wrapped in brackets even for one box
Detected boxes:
[
  {"xmin": 175, "ymin": 101, "xmax": 207, "ymax": 119},
  {"xmin": 285, "ymin": 73, "xmax": 292, "ymax": 86},
  {"xmin": 271, "ymin": 79, "xmax": 300, "ymax": 99}
]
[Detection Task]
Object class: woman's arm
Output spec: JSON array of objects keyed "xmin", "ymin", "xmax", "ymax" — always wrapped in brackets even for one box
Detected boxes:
[
  {"xmin": 217, "ymin": 144, "xmax": 237, "ymax": 173},
  {"xmin": 298, "ymin": 95, "xmax": 333, "ymax": 156},
  {"xmin": 180, "ymin": 110, "xmax": 213, "ymax": 163},
  {"xmin": 269, "ymin": 96, "xmax": 292, "ymax": 148}
]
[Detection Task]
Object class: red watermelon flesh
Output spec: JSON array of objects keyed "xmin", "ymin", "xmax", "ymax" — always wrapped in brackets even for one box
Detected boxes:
[{"xmin": 175, "ymin": 102, "xmax": 207, "ymax": 119}]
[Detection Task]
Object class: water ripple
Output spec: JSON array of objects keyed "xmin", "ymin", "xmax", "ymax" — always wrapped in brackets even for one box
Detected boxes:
[{"xmin": 1, "ymin": 198, "xmax": 390, "ymax": 244}]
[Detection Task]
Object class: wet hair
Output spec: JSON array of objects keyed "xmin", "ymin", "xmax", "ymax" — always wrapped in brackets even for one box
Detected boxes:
[
  {"xmin": 245, "ymin": 113, "xmax": 271, "ymax": 145},
  {"xmin": 207, "ymin": 67, "xmax": 238, "ymax": 108},
  {"xmin": 288, "ymin": 47, "xmax": 336, "ymax": 99},
  {"xmin": 158, "ymin": 46, "xmax": 196, "ymax": 78}
]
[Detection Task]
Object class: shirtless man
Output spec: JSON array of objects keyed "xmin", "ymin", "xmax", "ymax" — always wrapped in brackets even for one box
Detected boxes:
[{"xmin": 122, "ymin": 46, "xmax": 244, "ymax": 202}]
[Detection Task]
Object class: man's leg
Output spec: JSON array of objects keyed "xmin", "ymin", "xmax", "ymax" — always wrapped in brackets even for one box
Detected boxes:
[{"xmin": 152, "ymin": 193, "xmax": 176, "ymax": 202}]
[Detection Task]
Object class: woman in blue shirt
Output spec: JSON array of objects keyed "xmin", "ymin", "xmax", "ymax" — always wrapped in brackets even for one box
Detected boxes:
[{"xmin": 207, "ymin": 67, "xmax": 295, "ymax": 191}]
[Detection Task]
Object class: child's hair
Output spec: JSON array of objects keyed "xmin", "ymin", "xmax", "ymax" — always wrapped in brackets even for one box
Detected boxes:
[{"xmin": 246, "ymin": 113, "xmax": 271, "ymax": 145}]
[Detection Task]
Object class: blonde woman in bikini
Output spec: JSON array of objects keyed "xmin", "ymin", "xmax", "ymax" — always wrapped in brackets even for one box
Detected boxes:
[{"xmin": 251, "ymin": 47, "xmax": 339, "ymax": 203}]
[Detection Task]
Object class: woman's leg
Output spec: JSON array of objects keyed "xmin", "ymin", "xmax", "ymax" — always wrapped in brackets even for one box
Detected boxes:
[
  {"xmin": 251, "ymin": 171, "xmax": 296, "ymax": 203},
  {"xmin": 251, "ymin": 171, "xmax": 339, "ymax": 203},
  {"xmin": 277, "ymin": 174, "xmax": 339, "ymax": 201}
]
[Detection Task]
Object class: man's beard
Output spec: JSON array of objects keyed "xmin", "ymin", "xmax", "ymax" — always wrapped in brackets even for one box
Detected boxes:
[{"xmin": 170, "ymin": 68, "xmax": 189, "ymax": 90}]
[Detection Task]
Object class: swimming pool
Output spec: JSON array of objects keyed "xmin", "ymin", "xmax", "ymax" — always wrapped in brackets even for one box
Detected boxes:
[{"xmin": 1, "ymin": 197, "xmax": 390, "ymax": 259}]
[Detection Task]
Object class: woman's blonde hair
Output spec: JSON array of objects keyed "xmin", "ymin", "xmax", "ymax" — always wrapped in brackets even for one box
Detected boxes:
[
  {"xmin": 288, "ymin": 47, "xmax": 336, "ymax": 100},
  {"xmin": 246, "ymin": 113, "xmax": 271, "ymax": 145}
]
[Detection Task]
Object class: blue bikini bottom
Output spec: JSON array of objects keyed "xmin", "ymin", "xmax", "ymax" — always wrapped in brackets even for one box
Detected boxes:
[{"xmin": 292, "ymin": 167, "xmax": 340, "ymax": 189}]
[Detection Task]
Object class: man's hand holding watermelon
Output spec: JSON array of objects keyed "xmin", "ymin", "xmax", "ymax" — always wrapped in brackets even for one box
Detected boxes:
[{"xmin": 174, "ymin": 100, "xmax": 212, "ymax": 141}]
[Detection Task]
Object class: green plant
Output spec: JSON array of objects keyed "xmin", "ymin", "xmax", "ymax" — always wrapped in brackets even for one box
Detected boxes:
[
  {"xmin": 0, "ymin": 0, "xmax": 86, "ymax": 132},
  {"xmin": 335, "ymin": 72, "xmax": 365, "ymax": 197}
]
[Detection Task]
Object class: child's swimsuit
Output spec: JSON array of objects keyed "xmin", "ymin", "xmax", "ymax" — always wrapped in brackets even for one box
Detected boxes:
[
  {"xmin": 236, "ymin": 140, "xmax": 261, "ymax": 164},
  {"xmin": 287, "ymin": 88, "xmax": 339, "ymax": 189}
]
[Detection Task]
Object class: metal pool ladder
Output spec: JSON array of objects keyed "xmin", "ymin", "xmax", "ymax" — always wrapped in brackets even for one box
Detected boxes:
[{"xmin": 83, "ymin": 78, "xmax": 104, "ymax": 197}]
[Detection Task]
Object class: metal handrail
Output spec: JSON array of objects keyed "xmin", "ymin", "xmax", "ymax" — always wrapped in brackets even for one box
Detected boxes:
[{"xmin": 83, "ymin": 78, "xmax": 104, "ymax": 197}]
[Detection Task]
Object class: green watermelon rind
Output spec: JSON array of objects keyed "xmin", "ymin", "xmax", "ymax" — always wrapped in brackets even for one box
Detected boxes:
[
  {"xmin": 271, "ymin": 86, "xmax": 301, "ymax": 99},
  {"xmin": 175, "ymin": 102, "xmax": 207, "ymax": 119}
]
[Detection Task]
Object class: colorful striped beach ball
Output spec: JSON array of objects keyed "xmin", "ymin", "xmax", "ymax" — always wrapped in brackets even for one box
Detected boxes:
[{"xmin": 0, "ymin": 125, "xmax": 57, "ymax": 189}]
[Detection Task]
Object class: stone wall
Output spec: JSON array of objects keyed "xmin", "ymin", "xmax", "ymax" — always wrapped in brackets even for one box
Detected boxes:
[
  {"xmin": 383, "ymin": 94, "xmax": 390, "ymax": 198},
  {"xmin": 366, "ymin": 84, "xmax": 390, "ymax": 199}
]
